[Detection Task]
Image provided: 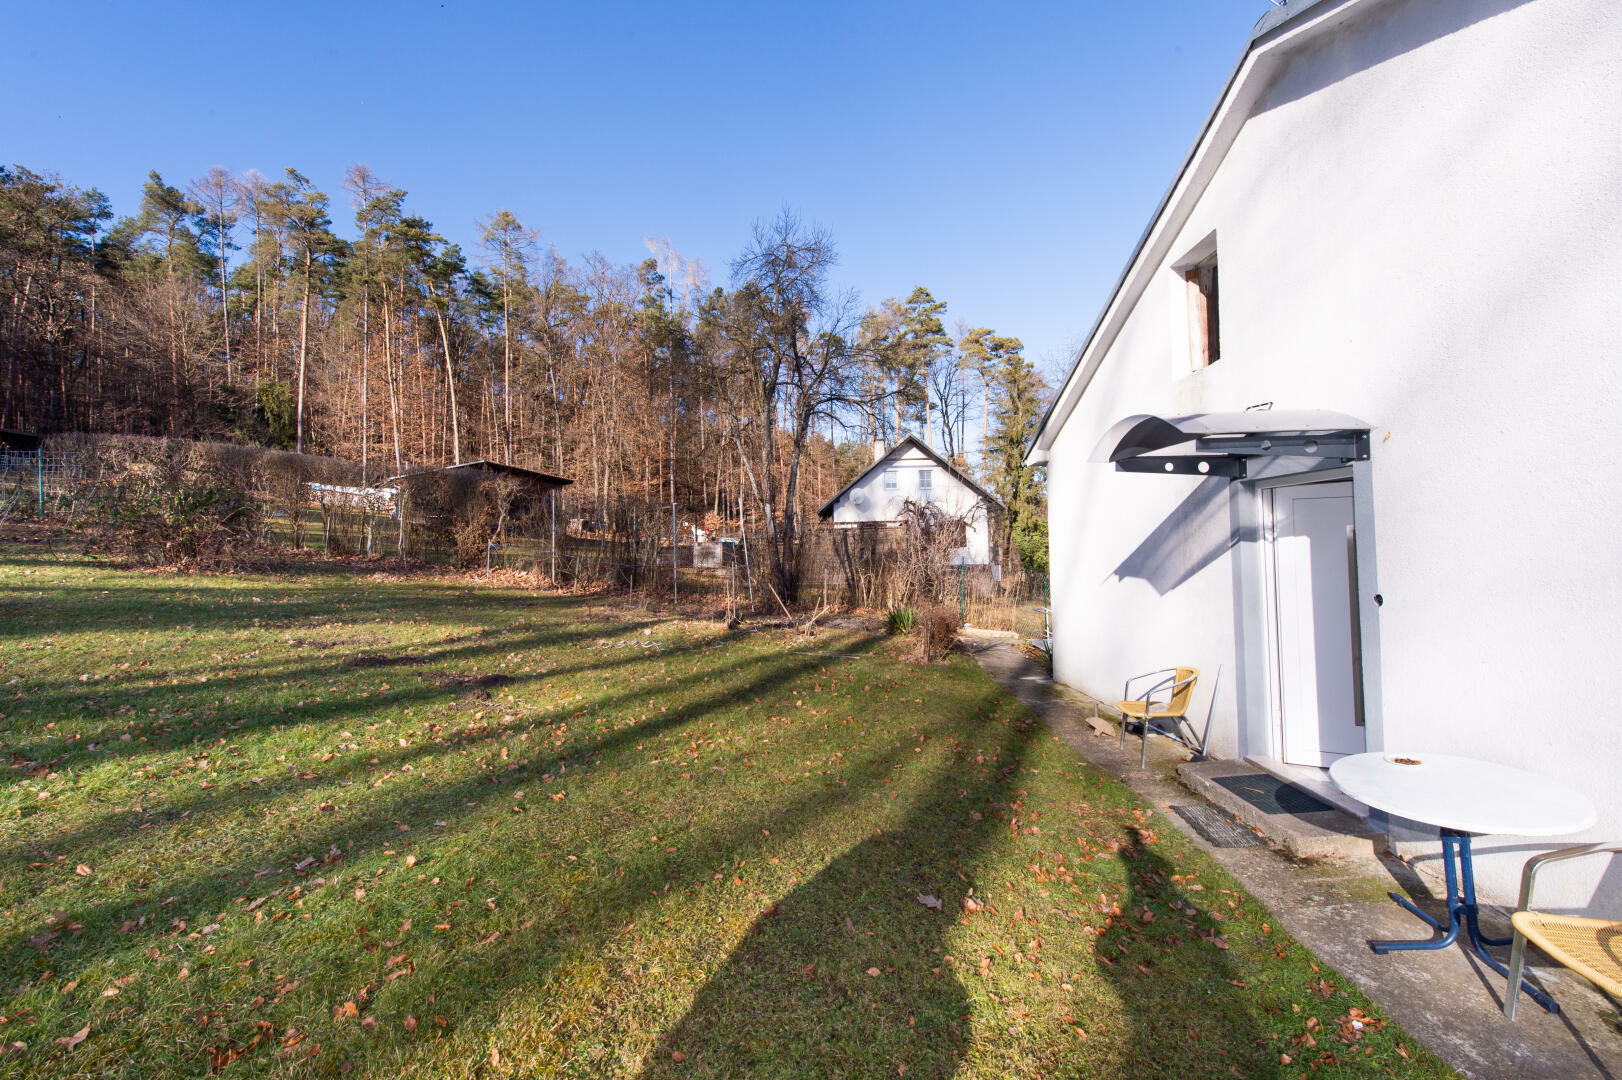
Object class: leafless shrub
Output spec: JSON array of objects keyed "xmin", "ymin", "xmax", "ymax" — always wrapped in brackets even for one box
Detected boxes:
[
  {"xmin": 832, "ymin": 523, "xmax": 890, "ymax": 609},
  {"xmin": 452, "ymin": 496, "xmax": 497, "ymax": 568},
  {"xmin": 49, "ymin": 435, "xmax": 257, "ymax": 565},
  {"xmin": 892, "ymin": 499, "xmax": 973, "ymax": 608},
  {"xmin": 914, "ymin": 602, "xmax": 961, "ymax": 662}
]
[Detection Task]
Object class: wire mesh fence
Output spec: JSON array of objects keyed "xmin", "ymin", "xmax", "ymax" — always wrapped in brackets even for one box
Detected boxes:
[
  {"xmin": 4, "ymin": 434, "xmax": 1047, "ymax": 630},
  {"xmin": 0, "ymin": 449, "xmax": 86, "ymax": 520}
]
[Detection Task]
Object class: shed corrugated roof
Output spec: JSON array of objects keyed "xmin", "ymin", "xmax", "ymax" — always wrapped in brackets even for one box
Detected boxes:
[{"xmin": 385, "ymin": 460, "xmax": 573, "ymax": 487}]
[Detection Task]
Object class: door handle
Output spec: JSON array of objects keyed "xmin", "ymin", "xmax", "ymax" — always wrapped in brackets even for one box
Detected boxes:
[{"xmin": 1347, "ymin": 524, "xmax": 1365, "ymax": 728}]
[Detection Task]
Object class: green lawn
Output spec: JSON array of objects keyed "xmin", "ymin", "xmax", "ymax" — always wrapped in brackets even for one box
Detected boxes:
[{"xmin": 0, "ymin": 552, "xmax": 1450, "ymax": 1078}]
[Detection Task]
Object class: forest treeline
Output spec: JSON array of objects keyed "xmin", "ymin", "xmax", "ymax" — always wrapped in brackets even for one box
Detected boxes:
[{"xmin": 0, "ymin": 163, "xmax": 1049, "ymax": 595}]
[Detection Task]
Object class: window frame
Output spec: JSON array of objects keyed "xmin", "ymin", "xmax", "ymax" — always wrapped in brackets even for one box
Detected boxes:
[
  {"xmin": 917, "ymin": 468, "xmax": 933, "ymax": 491},
  {"xmin": 1173, "ymin": 231, "xmax": 1221, "ymax": 371},
  {"xmin": 1184, "ymin": 257, "xmax": 1220, "ymax": 368},
  {"xmin": 883, "ymin": 469, "xmax": 898, "ymax": 491}
]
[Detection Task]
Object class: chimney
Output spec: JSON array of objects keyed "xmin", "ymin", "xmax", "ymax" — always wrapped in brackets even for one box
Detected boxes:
[{"xmin": 872, "ymin": 438, "xmax": 886, "ymax": 464}]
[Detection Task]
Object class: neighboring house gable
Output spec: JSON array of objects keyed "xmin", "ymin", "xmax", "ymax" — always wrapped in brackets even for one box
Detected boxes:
[{"xmin": 818, "ymin": 436, "xmax": 1004, "ymax": 566}]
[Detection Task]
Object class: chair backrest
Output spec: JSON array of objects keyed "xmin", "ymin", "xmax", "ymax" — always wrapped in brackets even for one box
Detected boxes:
[{"xmin": 1167, "ymin": 667, "xmax": 1199, "ymax": 715}]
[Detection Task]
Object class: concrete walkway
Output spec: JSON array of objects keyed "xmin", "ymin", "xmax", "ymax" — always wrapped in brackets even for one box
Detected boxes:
[{"xmin": 962, "ymin": 635, "xmax": 1621, "ymax": 1080}]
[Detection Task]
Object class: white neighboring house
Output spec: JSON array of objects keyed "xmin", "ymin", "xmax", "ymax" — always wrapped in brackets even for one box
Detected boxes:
[
  {"xmin": 818, "ymin": 435, "xmax": 1003, "ymax": 567},
  {"xmin": 1026, "ymin": 0, "xmax": 1621, "ymax": 910}
]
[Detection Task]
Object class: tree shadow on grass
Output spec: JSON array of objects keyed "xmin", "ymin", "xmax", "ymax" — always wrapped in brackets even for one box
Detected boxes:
[
  {"xmin": 0, "ymin": 618, "xmax": 693, "ymax": 866},
  {"xmin": 0, "ymin": 630, "xmax": 938, "ymax": 1077},
  {"xmin": 0, "ymin": 631, "xmax": 891, "ymax": 953},
  {"xmin": 14, "ymin": 608, "xmax": 661, "ymax": 762},
  {"xmin": 635, "ymin": 705, "xmax": 1043, "ymax": 1079},
  {"xmin": 1093, "ymin": 836, "xmax": 1287, "ymax": 1079},
  {"xmin": 0, "ymin": 571, "xmax": 595, "ymax": 640}
]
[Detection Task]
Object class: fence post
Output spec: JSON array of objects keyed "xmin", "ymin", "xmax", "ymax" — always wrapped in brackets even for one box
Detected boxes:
[
  {"xmin": 738, "ymin": 495, "xmax": 754, "ymax": 606},
  {"xmin": 37, "ymin": 449, "xmax": 44, "ymax": 518},
  {"xmin": 959, "ymin": 562, "xmax": 966, "ymax": 624},
  {"xmin": 397, "ymin": 487, "xmax": 408, "ymax": 571}
]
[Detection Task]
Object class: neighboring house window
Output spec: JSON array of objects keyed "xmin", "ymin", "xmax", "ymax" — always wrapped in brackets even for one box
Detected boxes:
[
  {"xmin": 883, "ymin": 469, "xmax": 898, "ymax": 490},
  {"xmin": 918, "ymin": 469, "xmax": 933, "ymax": 491},
  {"xmin": 1184, "ymin": 253, "xmax": 1220, "ymax": 368}
]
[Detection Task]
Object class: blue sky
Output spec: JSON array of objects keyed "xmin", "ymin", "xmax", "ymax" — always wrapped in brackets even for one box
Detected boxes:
[{"xmin": 3, "ymin": 0, "xmax": 1268, "ymax": 376}]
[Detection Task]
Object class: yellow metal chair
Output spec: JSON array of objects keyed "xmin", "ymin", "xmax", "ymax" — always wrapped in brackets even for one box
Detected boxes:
[
  {"xmin": 1503, "ymin": 843, "xmax": 1622, "ymax": 1019},
  {"xmin": 1116, "ymin": 667, "xmax": 1202, "ymax": 768}
]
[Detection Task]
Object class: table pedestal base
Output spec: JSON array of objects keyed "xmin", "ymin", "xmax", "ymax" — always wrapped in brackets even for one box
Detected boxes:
[{"xmin": 1370, "ymin": 830, "xmax": 1558, "ymax": 1014}]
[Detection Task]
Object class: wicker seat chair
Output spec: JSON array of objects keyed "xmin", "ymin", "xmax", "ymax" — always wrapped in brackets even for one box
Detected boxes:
[
  {"xmin": 1503, "ymin": 843, "xmax": 1622, "ymax": 1019},
  {"xmin": 1115, "ymin": 667, "xmax": 1202, "ymax": 768}
]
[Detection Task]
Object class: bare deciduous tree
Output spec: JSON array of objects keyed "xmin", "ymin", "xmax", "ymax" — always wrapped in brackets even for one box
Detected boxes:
[{"xmin": 710, "ymin": 208, "xmax": 868, "ymax": 601}]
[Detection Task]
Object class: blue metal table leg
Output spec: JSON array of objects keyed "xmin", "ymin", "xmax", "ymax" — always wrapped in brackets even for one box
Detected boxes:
[
  {"xmin": 1454, "ymin": 842, "xmax": 1514, "ymax": 946},
  {"xmin": 1386, "ymin": 891, "xmax": 1445, "ymax": 932},
  {"xmin": 1455, "ymin": 834, "xmax": 1560, "ymax": 1014},
  {"xmin": 1370, "ymin": 833, "xmax": 1462, "ymax": 952},
  {"xmin": 1371, "ymin": 831, "xmax": 1560, "ymax": 1014}
]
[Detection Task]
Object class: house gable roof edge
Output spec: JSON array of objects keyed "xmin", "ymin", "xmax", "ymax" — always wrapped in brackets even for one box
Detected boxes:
[
  {"xmin": 817, "ymin": 435, "xmax": 1006, "ymax": 519},
  {"xmin": 1025, "ymin": 0, "xmax": 1378, "ymax": 464}
]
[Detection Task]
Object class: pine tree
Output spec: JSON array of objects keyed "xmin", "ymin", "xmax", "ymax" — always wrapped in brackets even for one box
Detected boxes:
[
  {"xmin": 478, "ymin": 209, "xmax": 537, "ymax": 463},
  {"xmin": 985, "ymin": 335, "xmax": 1049, "ymax": 571},
  {"xmin": 866, "ymin": 286, "xmax": 949, "ymax": 445},
  {"xmin": 270, "ymin": 169, "xmax": 339, "ymax": 454},
  {"xmin": 188, "ymin": 167, "xmax": 237, "ymax": 385}
]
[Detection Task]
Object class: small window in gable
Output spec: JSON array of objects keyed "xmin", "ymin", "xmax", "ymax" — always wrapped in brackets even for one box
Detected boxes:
[
  {"xmin": 918, "ymin": 469, "xmax": 933, "ymax": 491},
  {"xmin": 1184, "ymin": 253, "xmax": 1220, "ymax": 368},
  {"xmin": 883, "ymin": 469, "xmax": 898, "ymax": 490}
]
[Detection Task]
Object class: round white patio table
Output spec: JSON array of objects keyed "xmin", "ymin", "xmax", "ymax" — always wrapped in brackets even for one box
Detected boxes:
[{"xmin": 1329, "ymin": 752, "xmax": 1597, "ymax": 1015}]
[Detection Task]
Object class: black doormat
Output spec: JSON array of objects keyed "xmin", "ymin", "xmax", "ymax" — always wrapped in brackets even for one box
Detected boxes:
[
  {"xmin": 1171, "ymin": 805, "xmax": 1264, "ymax": 848},
  {"xmin": 1211, "ymin": 772, "xmax": 1335, "ymax": 816}
]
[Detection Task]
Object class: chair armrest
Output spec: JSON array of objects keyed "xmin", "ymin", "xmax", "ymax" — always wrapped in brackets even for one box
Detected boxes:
[
  {"xmin": 1517, "ymin": 844, "xmax": 1622, "ymax": 912},
  {"xmin": 1123, "ymin": 668, "xmax": 1179, "ymax": 702}
]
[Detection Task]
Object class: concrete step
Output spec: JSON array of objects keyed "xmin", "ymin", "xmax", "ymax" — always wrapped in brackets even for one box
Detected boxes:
[{"xmin": 1177, "ymin": 758, "xmax": 1386, "ymax": 860}]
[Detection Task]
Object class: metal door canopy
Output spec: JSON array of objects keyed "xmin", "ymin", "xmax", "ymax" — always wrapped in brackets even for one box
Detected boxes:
[{"xmin": 1090, "ymin": 410, "xmax": 1373, "ymax": 479}]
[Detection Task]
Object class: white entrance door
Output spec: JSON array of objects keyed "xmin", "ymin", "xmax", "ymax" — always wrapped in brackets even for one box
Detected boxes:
[{"xmin": 1271, "ymin": 481, "xmax": 1365, "ymax": 767}]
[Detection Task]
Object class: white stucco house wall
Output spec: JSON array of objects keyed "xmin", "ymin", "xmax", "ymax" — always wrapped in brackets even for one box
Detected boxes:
[
  {"xmin": 1027, "ymin": 0, "xmax": 1621, "ymax": 910},
  {"xmin": 818, "ymin": 435, "xmax": 1003, "ymax": 567}
]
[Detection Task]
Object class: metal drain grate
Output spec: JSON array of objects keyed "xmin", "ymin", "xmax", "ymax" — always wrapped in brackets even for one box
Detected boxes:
[{"xmin": 1172, "ymin": 804, "xmax": 1265, "ymax": 848}]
